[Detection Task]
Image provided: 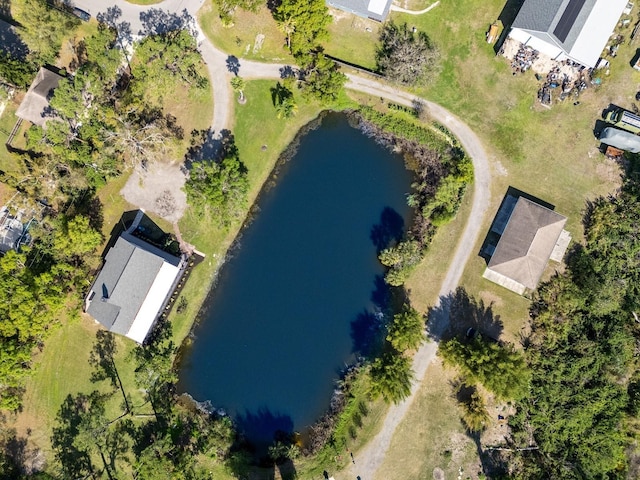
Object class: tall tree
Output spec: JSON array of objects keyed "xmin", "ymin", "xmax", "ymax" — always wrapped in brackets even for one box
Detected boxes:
[
  {"xmin": 369, "ymin": 352, "xmax": 414, "ymax": 404},
  {"xmin": 130, "ymin": 29, "xmax": 208, "ymax": 106},
  {"xmin": 439, "ymin": 336, "xmax": 530, "ymax": 401},
  {"xmin": 12, "ymin": 0, "xmax": 80, "ymax": 64},
  {"xmin": 185, "ymin": 155, "xmax": 250, "ymax": 227},
  {"xmin": 300, "ymin": 52, "xmax": 346, "ymax": 105},
  {"xmin": 386, "ymin": 305, "xmax": 424, "ymax": 352},
  {"xmin": 230, "ymin": 76, "xmax": 246, "ymax": 103},
  {"xmin": 274, "ymin": 0, "xmax": 330, "ymax": 56},
  {"xmin": 376, "ymin": 22, "xmax": 440, "ymax": 86}
]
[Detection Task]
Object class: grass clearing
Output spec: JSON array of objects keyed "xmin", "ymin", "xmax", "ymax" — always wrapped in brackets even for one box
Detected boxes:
[
  {"xmin": 377, "ymin": 360, "xmax": 480, "ymax": 480},
  {"xmin": 0, "ymin": 94, "xmax": 23, "ymax": 173},
  {"xmin": 198, "ymin": 3, "xmax": 291, "ymax": 62},
  {"xmin": 325, "ymin": 9, "xmax": 381, "ymax": 70}
]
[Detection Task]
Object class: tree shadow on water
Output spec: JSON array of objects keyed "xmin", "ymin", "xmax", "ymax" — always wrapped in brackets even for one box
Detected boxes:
[
  {"xmin": 370, "ymin": 206, "xmax": 405, "ymax": 253},
  {"xmin": 350, "ymin": 310, "xmax": 383, "ymax": 359},
  {"xmin": 426, "ymin": 287, "xmax": 503, "ymax": 343},
  {"xmin": 234, "ymin": 408, "xmax": 293, "ymax": 457},
  {"xmin": 351, "ymin": 274, "xmax": 394, "ymax": 359}
]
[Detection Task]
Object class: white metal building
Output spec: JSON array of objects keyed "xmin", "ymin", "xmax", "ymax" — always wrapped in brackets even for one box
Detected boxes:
[{"xmin": 508, "ymin": 0, "xmax": 628, "ymax": 68}]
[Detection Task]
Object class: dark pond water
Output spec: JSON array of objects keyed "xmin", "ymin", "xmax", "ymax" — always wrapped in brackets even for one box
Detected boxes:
[{"xmin": 178, "ymin": 112, "xmax": 414, "ymax": 448}]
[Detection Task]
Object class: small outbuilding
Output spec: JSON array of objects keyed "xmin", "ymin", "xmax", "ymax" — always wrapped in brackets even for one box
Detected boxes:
[
  {"xmin": 326, "ymin": 0, "xmax": 392, "ymax": 22},
  {"xmin": 507, "ymin": 0, "xmax": 628, "ymax": 68},
  {"xmin": 85, "ymin": 211, "xmax": 189, "ymax": 344},
  {"xmin": 15, "ymin": 67, "xmax": 64, "ymax": 127},
  {"xmin": 482, "ymin": 195, "xmax": 570, "ymax": 295}
]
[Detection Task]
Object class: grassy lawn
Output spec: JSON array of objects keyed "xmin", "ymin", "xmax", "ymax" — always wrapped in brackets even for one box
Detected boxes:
[
  {"xmin": 0, "ymin": 95, "xmax": 22, "ymax": 173},
  {"xmin": 377, "ymin": 360, "xmax": 480, "ymax": 480},
  {"xmin": 324, "ymin": 9, "xmax": 381, "ymax": 70},
  {"xmin": 199, "ymin": 2, "xmax": 291, "ymax": 62}
]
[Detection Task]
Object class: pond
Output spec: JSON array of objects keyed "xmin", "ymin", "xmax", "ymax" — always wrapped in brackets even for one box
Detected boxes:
[{"xmin": 178, "ymin": 112, "xmax": 414, "ymax": 449}]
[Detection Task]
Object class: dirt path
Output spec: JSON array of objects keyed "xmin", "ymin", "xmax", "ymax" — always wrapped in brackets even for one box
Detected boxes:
[
  {"xmin": 336, "ymin": 75, "xmax": 491, "ymax": 480},
  {"xmin": 390, "ymin": 0, "xmax": 440, "ymax": 15}
]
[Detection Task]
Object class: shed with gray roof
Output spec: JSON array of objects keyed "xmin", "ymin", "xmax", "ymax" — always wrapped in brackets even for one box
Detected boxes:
[
  {"xmin": 85, "ymin": 225, "xmax": 186, "ymax": 344},
  {"xmin": 483, "ymin": 196, "xmax": 569, "ymax": 295},
  {"xmin": 15, "ymin": 67, "xmax": 64, "ymax": 126},
  {"xmin": 326, "ymin": 0, "xmax": 391, "ymax": 22},
  {"xmin": 507, "ymin": 0, "xmax": 627, "ymax": 67}
]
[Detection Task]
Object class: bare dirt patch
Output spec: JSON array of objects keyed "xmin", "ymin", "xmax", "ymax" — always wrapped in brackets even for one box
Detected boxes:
[
  {"xmin": 595, "ymin": 156, "xmax": 623, "ymax": 183},
  {"xmin": 120, "ymin": 162, "xmax": 187, "ymax": 223}
]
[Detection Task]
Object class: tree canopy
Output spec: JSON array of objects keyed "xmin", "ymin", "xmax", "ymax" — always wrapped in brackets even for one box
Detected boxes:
[
  {"xmin": 386, "ymin": 306, "xmax": 425, "ymax": 352},
  {"xmin": 184, "ymin": 152, "xmax": 250, "ymax": 227},
  {"xmin": 12, "ymin": 0, "xmax": 80, "ymax": 64},
  {"xmin": 369, "ymin": 352, "xmax": 414, "ymax": 404},
  {"xmin": 376, "ymin": 22, "xmax": 440, "ymax": 86},
  {"xmin": 274, "ymin": 0, "xmax": 331, "ymax": 56},
  {"xmin": 440, "ymin": 336, "xmax": 530, "ymax": 401}
]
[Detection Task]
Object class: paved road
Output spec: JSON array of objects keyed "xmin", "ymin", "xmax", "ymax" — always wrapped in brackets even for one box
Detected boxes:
[{"xmin": 72, "ymin": 2, "xmax": 492, "ymax": 478}]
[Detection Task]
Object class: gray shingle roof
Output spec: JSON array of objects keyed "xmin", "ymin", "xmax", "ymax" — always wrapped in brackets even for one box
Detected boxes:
[
  {"xmin": 512, "ymin": 0, "xmax": 598, "ymax": 52},
  {"xmin": 87, "ymin": 232, "xmax": 181, "ymax": 339},
  {"xmin": 487, "ymin": 197, "xmax": 566, "ymax": 290},
  {"xmin": 15, "ymin": 67, "xmax": 63, "ymax": 126}
]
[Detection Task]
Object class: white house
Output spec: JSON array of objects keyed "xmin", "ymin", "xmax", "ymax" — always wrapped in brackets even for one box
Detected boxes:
[
  {"xmin": 85, "ymin": 212, "xmax": 187, "ymax": 343},
  {"xmin": 508, "ymin": 0, "xmax": 628, "ymax": 68}
]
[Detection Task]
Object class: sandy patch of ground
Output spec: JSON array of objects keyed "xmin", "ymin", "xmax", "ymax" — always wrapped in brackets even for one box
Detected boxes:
[
  {"xmin": 493, "ymin": 160, "xmax": 508, "ymax": 176},
  {"xmin": 477, "ymin": 290, "xmax": 505, "ymax": 309},
  {"xmin": 120, "ymin": 161, "xmax": 187, "ymax": 223},
  {"xmin": 596, "ymin": 156, "xmax": 624, "ymax": 183}
]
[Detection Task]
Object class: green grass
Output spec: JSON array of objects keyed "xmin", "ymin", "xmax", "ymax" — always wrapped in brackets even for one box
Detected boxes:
[
  {"xmin": 198, "ymin": 3, "xmax": 291, "ymax": 62},
  {"xmin": 377, "ymin": 361, "xmax": 480, "ymax": 480},
  {"xmin": 324, "ymin": 10, "xmax": 381, "ymax": 70},
  {"xmin": 0, "ymin": 95, "xmax": 22, "ymax": 173}
]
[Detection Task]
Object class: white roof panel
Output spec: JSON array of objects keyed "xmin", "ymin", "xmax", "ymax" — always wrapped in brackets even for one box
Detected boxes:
[
  {"xmin": 567, "ymin": 0, "xmax": 627, "ymax": 67},
  {"xmin": 126, "ymin": 262, "xmax": 180, "ymax": 343},
  {"xmin": 368, "ymin": 0, "xmax": 387, "ymax": 15}
]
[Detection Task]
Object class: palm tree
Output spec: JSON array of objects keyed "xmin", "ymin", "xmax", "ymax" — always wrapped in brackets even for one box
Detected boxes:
[
  {"xmin": 460, "ymin": 390, "xmax": 490, "ymax": 432},
  {"xmin": 276, "ymin": 96, "xmax": 298, "ymax": 119},
  {"xmin": 230, "ymin": 76, "xmax": 246, "ymax": 104},
  {"xmin": 276, "ymin": 17, "xmax": 296, "ymax": 51},
  {"xmin": 369, "ymin": 352, "xmax": 414, "ymax": 404}
]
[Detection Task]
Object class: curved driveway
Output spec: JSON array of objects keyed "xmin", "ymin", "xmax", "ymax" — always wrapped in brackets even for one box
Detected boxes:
[{"xmin": 73, "ymin": 2, "xmax": 491, "ymax": 478}]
